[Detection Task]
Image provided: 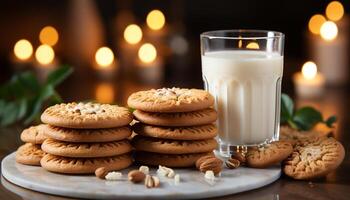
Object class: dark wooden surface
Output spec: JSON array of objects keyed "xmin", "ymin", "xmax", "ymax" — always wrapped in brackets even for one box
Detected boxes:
[{"xmin": 0, "ymin": 82, "xmax": 349, "ymax": 200}]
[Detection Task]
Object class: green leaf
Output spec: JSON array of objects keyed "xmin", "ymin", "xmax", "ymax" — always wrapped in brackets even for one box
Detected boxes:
[
  {"xmin": 46, "ymin": 65, "xmax": 73, "ymax": 87},
  {"xmin": 0, "ymin": 102, "xmax": 18, "ymax": 126},
  {"xmin": 280, "ymin": 93, "xmax": 294, "ymax": 123},
  {"xmin": 24, "ymin": 85, "xmax": 55, "ymax": 124},
  {"xmin": 325, "ymin": 116, "xmax": 337, "ymax": 127},
  {"xmin": 293, "ymin": 107, "xmax": 323, "ymax": 131},
  {"xmin": 17, "ymin": 99, "xmax": 28, "ymax": 120},
  {"xmin": 18, "ymin": 71, "xmax": 40, "ymax": 92}
]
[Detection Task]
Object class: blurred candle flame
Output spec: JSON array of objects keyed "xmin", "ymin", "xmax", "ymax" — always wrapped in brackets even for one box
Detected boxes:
[
  {"xmin": 39, "ymin": 26, "xmax": 59, "ymax": 46},
  {"xmin": 326, "ymin": 1, "xmax": 344, "ymax": 22},
  {"xmin": 35, "ymin": 44, "xmax": 55, "ymax": 65},
  {"xmin": 138, "ymin": 43, "xmax": 157, "ymax": 64},
  {"xmin": 308, "ymin": 14, "xmax": 326, "ymax": 35},
  {"xmin": 302, "ymin": 61, "xmax": 318, "ymax": 80},
  {"xmin": 320, "ymin": 21, "xmax": 338, "ymax": 41},
  {"xmin": 14, "ymin": 39, "xmax": 33, "ymax": 60},
  {"xmin": 95, "ymin": 47, "xmax": 114, "ymax": 68},
  {"xmin": 124, "ymin": 24, "xmax": 142, "ymax": 44},
  {"xmin": 246, "ymin": 42, "xmax": 259, "ymax": 49},
  {"xmin": 146, "ymin": 10, "xmax": 165, "ymax": 30}
]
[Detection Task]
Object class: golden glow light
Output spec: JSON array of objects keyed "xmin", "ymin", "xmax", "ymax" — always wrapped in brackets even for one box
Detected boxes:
[
  {"xmin": 302, "ymin": 61, "xmax": 317, "ymax": 80},
  {"xmin": 39, "ymin": 26, "xmax": 59, "ymax": 46},
  {"xmin": 320, "ymin": 21, "xmax": 338, "ymax": 41},
  {"xmin": 138, "ymin": 43, "xmax": 157, "ymax": 63},
  {"xmin": 124, "ymin": 24, "xmax": 143, "ymax": 44},
  {"xmin": 326, "ymin": 1, "xmax": 344, "ymax": 22},
  {"xmin": 95, "ymin": 47, "xmax": 114, "ymax": 67},
  {"xmin": 146, "ymin": 10, "xmax": 165, "ymax": 30},
  {"xmin": 246, "ymin": 42, "xmax": 259, "ymax": 49},
  {"xmin": 95, "ymin": 83, "xmax": 114, "ymax": 104},
  {"xmin": 308, "ymin": 14, "xmax": 326, "ymax": 35},
  {"xmin": 14, "ymin": 39, "xmax": 33, "ymax": 60},
  {"xmin": 35, "ymin": 44, "xmax": 55, "ymax": 65}
]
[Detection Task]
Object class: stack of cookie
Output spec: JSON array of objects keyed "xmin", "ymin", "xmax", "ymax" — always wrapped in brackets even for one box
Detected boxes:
[
  {"xmin": 128, "ymin": 88, "xmax": 218, "ymax": 167},
  {"xmin": 39, "ymin": 102, "xmax": 134, "ymax": 174},
  {"xmin": 16, "ymin": 124, "xmax": 47, "ymax": 166}
]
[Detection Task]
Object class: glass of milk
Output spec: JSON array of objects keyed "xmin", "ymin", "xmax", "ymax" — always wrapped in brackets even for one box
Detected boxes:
[{"xmin": 200, "ymin": 30, "xmax": 284, "ymax": 157}]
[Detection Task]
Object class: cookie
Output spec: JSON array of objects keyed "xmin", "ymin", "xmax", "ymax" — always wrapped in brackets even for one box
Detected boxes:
[
  {"xmin": 16, "ymin": 143, "xmax": 45, "ymax": 166},
  {"xmin": 41, "ymin": 138, "xmax": 132, "ymax": 158},
  {"xmin": 246, "ymin": 141, "xmax": 293, "ymax": 168},
  {"xmin": 135, "ymin": 151, "xmax": 214, "ymax": 167},
  {"xmin": 133, "ymin": 123, "xmax": 218, "ymax": 140},
  {"xmin": 127, "ymin": 88, "xmax": 214, "ymax": 113},
  {"xmin": 132, "ymin": 135, "xmax": 217, "ymax": 154},
  {"xmin": 133, "ymin": 108, "xmax": 217, "ymax": 126},
  {"xmin": 43, "ymin": 125, "xmax": 131, "ymax": 143},
  {"xmin": 20, "ymin": 124, "xmax": 47, "ymax": 144},
  {"xmin": 40, "ymin": 154, "xmax": 132, "ymax": 174},
  {"xmin": 41, "ymin": 102, "xmax": 133, "ymax": 129},
  {"xmin": 283, "ymin": 137, "xmax": 345, "ymax": 180},
  {"xmin": 280, "ymin": 126, "xmax": 333, "ymax": 145}
]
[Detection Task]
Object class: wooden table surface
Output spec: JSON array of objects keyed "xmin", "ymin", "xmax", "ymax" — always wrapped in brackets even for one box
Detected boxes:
[{"xmin": 0, "ymin": 80, "xmax": 349, "ymax": 200}]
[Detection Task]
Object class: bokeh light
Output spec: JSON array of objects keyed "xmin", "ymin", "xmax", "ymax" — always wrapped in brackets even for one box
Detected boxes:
[
  {"xmin": 39, "ymin": 26, "xmax": 59, "ymax": 46},
  {"xmin": 146, "ymin": 10, "xmax": 165, "ymax": 30},
  {"xmin": 95, "ymin": 47, "xmax": 114, "ymax": 67},
  {"xmin": 326, "ymin": 1, "xmax": 344, "ymax": 22},
  {"xmin": 14, "ymin": 39, "xmax": 33, "ymax": 60},
  {"xmin": 95, "ymin": 83, "xmax": 114, "ymax": 104},
  {"xmin": 35, "ymin": 44, "xmax": 55, "ymax": 65},
  {"xmin": 302, "ymin": 61, "xmax": 317, "ymax": 80},
  {"xmin": 138, "ymin": 43, "xmax": 157, "ymax": 63},
  {"xmin": 124, "ymin": 24, "xmax": 143, "ymax": 44},
  {"xmin": 320, "ymin": 21, "xmax": 338, "ymax": 41},
  {"xmin": 246, "ymin": 42, "xmax": 259, "ymax": 49},
  {"xmin": 308, "ymin": 14, "xmax": 326, "ymax": 35}
]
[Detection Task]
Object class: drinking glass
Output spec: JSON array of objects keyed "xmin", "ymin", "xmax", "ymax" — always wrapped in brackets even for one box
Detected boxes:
[{"xmin": 200, "ymin": 30, "xmax": 285, "ymax": 157}]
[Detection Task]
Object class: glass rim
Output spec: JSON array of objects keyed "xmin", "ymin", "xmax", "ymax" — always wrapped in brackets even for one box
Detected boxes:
[{"xmin": 200, "ymin": 29, "xmax": 285, "ymax": 40}]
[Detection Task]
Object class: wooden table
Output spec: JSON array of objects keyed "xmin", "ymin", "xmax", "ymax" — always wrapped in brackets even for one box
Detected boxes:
[{"xmin": 0, "ymin": 82, "xmax": 349, "ymax": 200}]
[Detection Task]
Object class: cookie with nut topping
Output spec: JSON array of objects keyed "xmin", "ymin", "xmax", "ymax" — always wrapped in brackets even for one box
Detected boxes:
[
  {"xmin": 283, "ymin": 136, "xmax": 344, "ymax": 180},
  {"xmin": 41, "ymin": 102, "xmax": 133, "ymax": 129},
  {"xmin": 127, "ymin": 88, "xmax": 214, "ymax": 113}
]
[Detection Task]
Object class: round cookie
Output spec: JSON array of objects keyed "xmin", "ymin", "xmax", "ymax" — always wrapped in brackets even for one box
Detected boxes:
[
  {"xmin": 16, "ymin": 143, "xmax": 45, "ymax": 166},
  {"xmin": 135, "ymin": 151, "xmax": 214, "ymax": 167},
  {"xmin": 133, "ymin": 108, "xmax": 217, "ymax": 126},
  {"xmin": 41, "ymin": 102, "xmax": 133, "ymax": 129},
  {"xmin": 20, "ymin": 124, "xmax": 47, "ymax": 144},
  {"xmin": 246, "ymin": 141, "xmax": 293, "ymax": 168},
  {"xmin": 127, "ymin": 88, "xmax": 214, "ymax": 113},
  {"xmin": 283, "ymin": 137, "xmax": 345, "ymax": 180},
  {"xmin": 40, "ymin": 154, "xmax": 132, "ymax": 174},
  {"xmin": 41, "ymin": 138, "xmax": 132, "ymax": 158},
  {"xmin": 133, "ymin": 123, "xmax": 218, "ymax": 140},
  {"xmin": 43, "ymin": 125, "xmax": 131, "ymax": 143},
  {"xmin": 132, "ymin": 135, "xmax": 217, "ymax": 154}
]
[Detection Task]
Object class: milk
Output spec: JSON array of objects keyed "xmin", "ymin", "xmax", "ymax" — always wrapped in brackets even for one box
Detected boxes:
[{"xmin": 201, "ymin": 50, "xmax": 283, "ymax": 146}]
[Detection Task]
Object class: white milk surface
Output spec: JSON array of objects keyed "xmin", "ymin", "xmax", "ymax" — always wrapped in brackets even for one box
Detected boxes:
[{"xmin": 201, "ymin": 50, "xmax": 283, "ymax": 145}]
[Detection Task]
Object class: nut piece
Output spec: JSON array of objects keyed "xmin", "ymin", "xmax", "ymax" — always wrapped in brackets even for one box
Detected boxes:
[
  {"xmin": 174, "ymin": 174, "xmax": 180, "ymax": 185},
  {"xmin": 157, "ymin": 165, "xmax": 176, "ymax": 178},
  {"xmin": 95, "ymin": 167, "xmax": 108, "ymax": 179},
  {"xmin": 197, "ymin": 157, "xmax": 223, "ymax": 175},
  {"xmin": 204, "ymin": 170, "xmax": 215, "ymax": 181},
  {"xmin": 139, "ymin": 165, "xmax": 149, "ymax": 175},
  {"xmin": 105, "ymin": 171, "xmax": 123, "ymax": 181},
  {"xmin": 231, "ymin": 152, "xmax": 246, "ymax": 165},
  {"xmin": 225, "ymin": 158, "xmax": 240, "ymax": 169},
  {"xmin": 128, "ymin": 170, "xmax": 146, "ymax": 183},
  {"xmin": 195, "ymin": 155, "xmax": 216, "ymax": 169},
  {"xmin": 145, "ymin": 175, "xmax": 160, "ymax": 188}
]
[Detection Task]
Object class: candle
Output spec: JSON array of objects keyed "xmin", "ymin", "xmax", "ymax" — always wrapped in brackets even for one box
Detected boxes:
[
  {"xmin": 144, "ymin": 9, "xmax": 168, "ymax": 43},
  {"xmin": 293, "ymin": 61, "xmax": 325, "ymax": 98},
  {"xmin": 34, "ymin": 44, "xmax": 58, "ymax": 80},
  {"xmin": 39, "ymin": 26, "xmax": 59, "ymax": 46},
  {"xmin": 94, "ymin": 47, "xmax": 117, "ymax": 79},
  {"xmin": 11, "ymin": 39, "xmax": 33, "ymax": 70},
  {"xmin": 136, "ymin": 43, "xmax": 163, "ymax": 84}
]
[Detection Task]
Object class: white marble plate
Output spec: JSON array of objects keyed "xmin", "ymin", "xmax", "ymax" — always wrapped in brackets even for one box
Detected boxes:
[{"xmin": 1, "ymin": 152, "xmax": 281, "ymax": 199}]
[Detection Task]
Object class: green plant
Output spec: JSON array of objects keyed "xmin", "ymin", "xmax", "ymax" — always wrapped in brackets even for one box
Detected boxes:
[
  {"xmin": 0, "ymin": 66, "xmax": 73, "ymax": 126},
  {"xmin": 280, "ymin": 93, "xmax": 336, "ymax": 131}
]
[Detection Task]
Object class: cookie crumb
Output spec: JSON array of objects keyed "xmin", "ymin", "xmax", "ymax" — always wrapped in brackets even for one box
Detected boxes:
[{"xmin": 105, "ymin": 171, "xmax": 123, "ymax": 181}]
